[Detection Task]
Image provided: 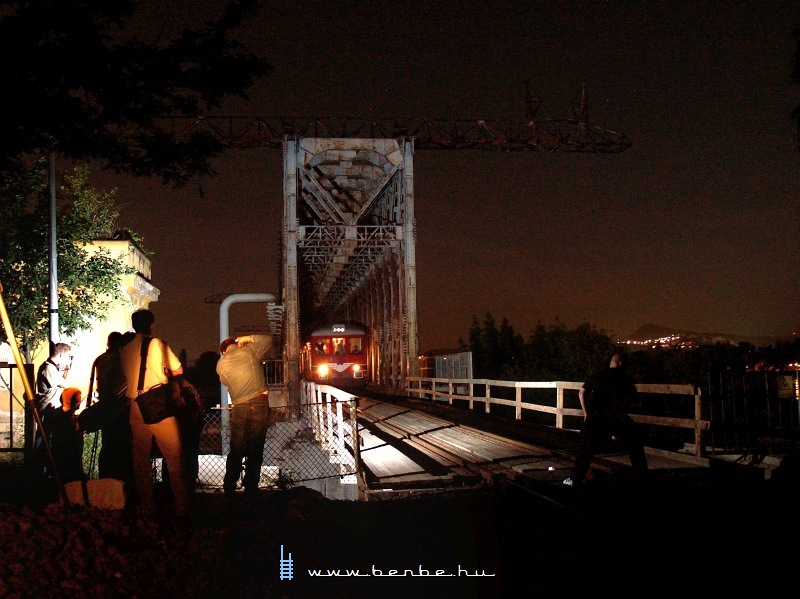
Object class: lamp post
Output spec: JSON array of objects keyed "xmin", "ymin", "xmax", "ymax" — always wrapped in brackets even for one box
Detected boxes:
[{"xmin": 48, "ymin": 151, "xmax": 59, "ymax": 345}]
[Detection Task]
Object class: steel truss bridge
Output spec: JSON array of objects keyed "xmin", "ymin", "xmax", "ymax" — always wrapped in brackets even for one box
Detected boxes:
[{"xmin": 191, "ymin": 87, "xmax": 631, "ymax": 404}]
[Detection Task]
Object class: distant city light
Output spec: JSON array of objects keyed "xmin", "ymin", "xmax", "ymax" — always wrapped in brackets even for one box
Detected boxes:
[{"xmin": 624, "ymin": 334, "xmax": 689, "ymax": 349}]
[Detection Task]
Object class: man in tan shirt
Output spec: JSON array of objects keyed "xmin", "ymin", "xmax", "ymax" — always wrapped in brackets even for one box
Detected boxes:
[{"xmin": 119, "ymin": 309, "xmax": 188, "ymax": 517}]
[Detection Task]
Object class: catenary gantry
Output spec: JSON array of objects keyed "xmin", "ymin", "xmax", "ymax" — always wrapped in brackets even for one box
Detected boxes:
[{"xmin": 184, "ymin": 87, "xmax": 631, "ymax": 404}]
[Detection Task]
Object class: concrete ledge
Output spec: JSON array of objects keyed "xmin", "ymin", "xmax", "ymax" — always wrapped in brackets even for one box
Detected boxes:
[
  {"xmin": 645, "ymin": 446, "xmax": 711, "ymax": 467},
  {"xmin": 64, "ymin": 479, "xmax": 126, "ymax": 509},
  {"xmin": 707, "ymin": 452, "xmax": 800, "ymax": 481}
]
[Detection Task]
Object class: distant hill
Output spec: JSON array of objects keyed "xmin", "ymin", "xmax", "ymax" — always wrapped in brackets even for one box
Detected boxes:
[{"xmin": 622, "ymin": 323, "xmax": 785, "ymax": 348}]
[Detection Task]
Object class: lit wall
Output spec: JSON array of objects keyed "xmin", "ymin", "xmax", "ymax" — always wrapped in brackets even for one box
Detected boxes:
[{"xmin": 0, "ymin": 239, "xmax": 159, "ymax": 412}]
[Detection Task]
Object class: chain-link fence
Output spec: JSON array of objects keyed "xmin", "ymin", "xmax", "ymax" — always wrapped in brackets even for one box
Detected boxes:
[{"xmin": 81, "ymin": 399, "xmax": 360, "ymax": 493}]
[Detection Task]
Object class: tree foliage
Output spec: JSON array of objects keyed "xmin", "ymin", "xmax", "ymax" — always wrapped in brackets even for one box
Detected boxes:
[
  {"xmin": 0, "ymin": 160, "xmax": 136, "ymax": 360},
  {"xmin": 0, "ymin": 0, "xmax": 270, "ymax": 185},
  {"xmin": 462, "ymin": 313, "xmax": 800, "ymax": 384},
  {"xmin": 522, "ymin": 321, "xmax": 619, "ymax": 381},
  {"xmin": 463, "ymin": 313, "xmax": 616, "ymax": 381},
  {"xmin": 629, "ymin": 339, "xmax": 800, "ymax": 385}
]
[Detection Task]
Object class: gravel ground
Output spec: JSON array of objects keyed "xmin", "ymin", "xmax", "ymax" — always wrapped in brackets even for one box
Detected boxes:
[
  {"xmin": 3, "ymin": 400, "xmax": 800, "ymax": 599},
  {"xmin": 2, "ymin": 462, "xmax": 799, "ymax": 599}
]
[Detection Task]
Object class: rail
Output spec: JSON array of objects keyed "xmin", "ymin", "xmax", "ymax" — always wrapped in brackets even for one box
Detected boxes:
[{"xmin": 406, "ymin": 377, "xmax": 710, "ymax": 457}]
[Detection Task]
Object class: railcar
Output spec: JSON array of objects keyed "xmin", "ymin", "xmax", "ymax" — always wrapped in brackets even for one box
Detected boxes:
[{"xmin": 301, "ymin": 323, "xmax": 369, "ymax": 389}]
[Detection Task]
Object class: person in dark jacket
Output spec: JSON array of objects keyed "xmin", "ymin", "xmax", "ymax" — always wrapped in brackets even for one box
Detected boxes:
[
  {"xmin": 49, "ymin": 387, "xmax": 85, "ymax": 483},
  {"xmin": 33, "ymin": 342, "xmax": 73, "ymax": 477},
  {"xmin": 564, "ymin": 352, "xmax": 648, "ymax": 486},
  {"xmin": 89, "ymin": 331, "xmax": 133, "ymax": 483}
]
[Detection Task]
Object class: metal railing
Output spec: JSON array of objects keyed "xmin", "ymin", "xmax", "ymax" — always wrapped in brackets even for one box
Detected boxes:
[
  {"xmin": 300, "ymin": 381, "xmax": 360, "ymax": 476},
  {"xmin": 81, "ymin": 396, "xmax": 361, "ymax": 494},
  {"xmin": 406, "ymin": 377, "xmax": 709, "ymax": 457},
  {"xmin": 193, "ymin": 402, "xmax": 359, "ymax": 490},
  {"xmin": 702, "ymin": 369, "xmax": 800, "ymax": 453}
]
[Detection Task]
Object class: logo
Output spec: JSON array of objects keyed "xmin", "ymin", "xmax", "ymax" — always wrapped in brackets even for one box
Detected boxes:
[{"xmin": 279, "ymin": 545, "xmax": 294, "ymax": 581}]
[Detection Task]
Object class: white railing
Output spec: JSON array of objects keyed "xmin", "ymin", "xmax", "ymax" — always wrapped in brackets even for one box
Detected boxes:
[
  {"xmin": 406, "ymin": 377, "xmax": 709, "ymax": 457},
  {"xmin": 300, "ymin": 381, "xmax": 360, "ymax": 473}
]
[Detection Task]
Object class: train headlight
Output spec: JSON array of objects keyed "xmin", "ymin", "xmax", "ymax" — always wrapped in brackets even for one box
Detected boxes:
[
  {"xmin": 318, "ymin": 365, "xmax": 329, "ymax": 378},
  {"xmin": 353, "ymin": 364, "xmax": 360, "ymax": 372}
]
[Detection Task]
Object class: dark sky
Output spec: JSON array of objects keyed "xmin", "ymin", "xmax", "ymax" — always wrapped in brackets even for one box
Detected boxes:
[{"xmin": 94, "ymin": 1, "xmax": 800, "ymax": 362}]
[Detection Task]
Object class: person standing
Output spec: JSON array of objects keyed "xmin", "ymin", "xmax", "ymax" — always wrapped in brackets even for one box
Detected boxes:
[
  {"xmin": 35, "ymin": 342, "xmax": 73, "ymax": 414},
  {"xmin": 89, "ymin": 331, "xmax": 133, "ymax": 483},
  {"xmin": 216, "ymin": 334, "xmax": 276, "ymax": 495},
  {"xmin": 34, "ymin": 342, "xmax": 74, "ymax": 476},
  {"xmin": 564, "ymin": 352, "xmax": 648, "ymax": 486},
  {"xmin": 119, "ymin": 309, "xmax": 189, "ymax": 517},
  {"xmin": 49, "ymin": 387, "xmax": 85, "ymax": 483},
  {"xmin": 173, "ymin": 375, "xmax": 206, "ymax": 492}
]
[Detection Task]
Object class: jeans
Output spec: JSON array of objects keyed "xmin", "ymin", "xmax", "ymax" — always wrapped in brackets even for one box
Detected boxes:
[
  {"xmin": 99, "ymin": 405, "xmax": 133, "ymax": 484},
  {"xmin": 224, "ymin": 401, "xmax": 271, "ymax": 493}
]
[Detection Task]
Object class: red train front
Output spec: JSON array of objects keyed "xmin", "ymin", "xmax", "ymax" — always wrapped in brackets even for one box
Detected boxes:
[{"xmin": 301, "ymin": 323, "xmax": 369, "ymax": 390}]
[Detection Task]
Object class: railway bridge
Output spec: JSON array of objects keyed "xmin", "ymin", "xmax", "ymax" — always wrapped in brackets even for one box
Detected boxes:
[
  {"xmin": 195, "ymin": 86, "xmax": 632, "ymax": 405},
  {"xmin": 194, "ymin": 99, "xmax": 795, "ymax": 497}
]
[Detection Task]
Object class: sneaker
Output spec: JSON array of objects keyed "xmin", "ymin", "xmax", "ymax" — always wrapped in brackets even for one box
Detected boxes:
[{"xmin": 562, "ymin": 477, "xmax": 574, "ymax": 486}]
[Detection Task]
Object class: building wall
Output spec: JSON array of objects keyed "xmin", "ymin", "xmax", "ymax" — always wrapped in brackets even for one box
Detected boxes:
[{"xmin": 0, "ymin": 239, "xmax": 159, "ymax": 413}]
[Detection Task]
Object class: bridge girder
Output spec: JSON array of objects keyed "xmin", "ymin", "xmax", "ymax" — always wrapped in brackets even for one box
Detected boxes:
[
  {"xmin": 283, "ymin": 137, "xmax": 418, "ymax": 403},
  {"xmin": 169, "ymin": 114, "xmax": 631, "ymax": 154}
]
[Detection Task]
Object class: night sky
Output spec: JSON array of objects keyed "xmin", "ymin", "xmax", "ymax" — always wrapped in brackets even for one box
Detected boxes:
[{"xmin": 93, "ymin": 1, "xmax": 800, "ymax": 362}]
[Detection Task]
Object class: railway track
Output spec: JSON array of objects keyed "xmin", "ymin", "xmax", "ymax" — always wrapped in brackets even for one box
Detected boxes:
[
  {"xmin": 355, "ymin": 396, "xmax": 576, "ymax": 495},
  {"xmin": 354, "ymin": 394, "xmax": 728, "ymax": 582},
  {"xmin": 353, "ymin": 394, "xmax": 714, "ymax": 497},
  {"xmin": 350, "ymin": 394, "xmax": 793, "ymax": 595}
]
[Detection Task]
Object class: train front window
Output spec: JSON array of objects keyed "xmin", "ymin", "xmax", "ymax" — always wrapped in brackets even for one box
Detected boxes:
[
  {"xmin": 333, "ymin": 338, "xmax": 346, "ymax": 356},
  {"xmin": 350, "ymin": 339, "xmax": 362, "ymax": 354},
  {"xmin": 315, "ymin": 339, "xmax": 332, "ymax": 355}
]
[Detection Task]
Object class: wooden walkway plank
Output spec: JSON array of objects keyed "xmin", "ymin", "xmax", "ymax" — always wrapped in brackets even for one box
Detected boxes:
[{"xmin": 355, "ymin": 397, "xmax": 713, "ymax": 493}]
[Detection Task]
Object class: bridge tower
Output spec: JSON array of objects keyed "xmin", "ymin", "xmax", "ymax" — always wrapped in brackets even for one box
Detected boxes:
[{"xmin": 283, "ymin": 137, "xmax": 417, "ymax": 404}]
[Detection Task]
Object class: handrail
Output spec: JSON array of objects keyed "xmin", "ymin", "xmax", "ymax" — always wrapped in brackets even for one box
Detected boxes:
[
  {"xmin": 300, "ymin": 381, "xmax": 360, "ymax": 475},
  {"xmin": 406, "ymin": 377, "xmax": 709, "ymax": 458}
]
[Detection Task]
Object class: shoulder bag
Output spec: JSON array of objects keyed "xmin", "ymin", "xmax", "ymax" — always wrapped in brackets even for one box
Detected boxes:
[{"xmin": 135, "ymin": 337, "xmax": 183, "ymax": 425}]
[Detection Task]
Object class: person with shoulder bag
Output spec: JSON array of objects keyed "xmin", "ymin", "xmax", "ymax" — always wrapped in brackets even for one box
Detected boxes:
[{"xmin": 119, "ymin": 309, "xmax": 189, "ymax": 518}]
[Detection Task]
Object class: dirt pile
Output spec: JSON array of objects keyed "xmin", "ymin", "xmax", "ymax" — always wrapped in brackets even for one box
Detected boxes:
[{"xmin": 0, "ymin": 487, "xmax": 333, "ymax": 598}]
